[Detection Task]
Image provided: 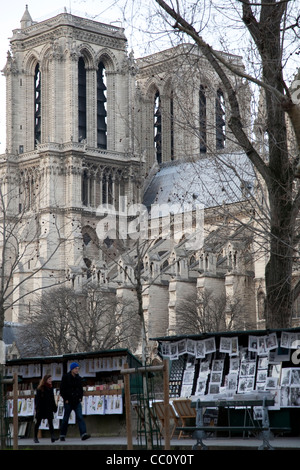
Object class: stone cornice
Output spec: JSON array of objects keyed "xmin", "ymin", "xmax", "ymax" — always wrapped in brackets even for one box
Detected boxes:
[
  {"xmin": 11, "ymin": 29, "xmax": 126, "ymax": 55},
  {"xmin": 4, "ymin": 143, "xmax": 143, "ymax": 168},
  {"xmin": 12, "ymin": 12, "xmax": 126, "ymax": 41},
  {"xmin": 136, "ymin": 43, "xmax": 244, "ymax": 79}
]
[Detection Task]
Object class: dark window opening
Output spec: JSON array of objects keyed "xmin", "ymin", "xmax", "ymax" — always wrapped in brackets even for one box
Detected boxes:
[
  {"xmin": 104, "ymin": 236, "xmax": 114, "ymax": 248},
  {"xmin": 154, "ymin": 91, "xmax": 162, "ymax": 164},
  {"xmin": 82, "ymin": 170, "xmax": 88, "ymax": 206},
  {"xmin": 97, "ymin": 62, "xmax": 107, "ymax": 149},
  {"xmin": 216, "ymin": 88, "xmax": 226, "ymax": 150},
  {"xmin": 83, "ymin": 233, "xmax": 92, "ymax": 245},
  {"xmin": 84, "ymin": 258, "xmax": 92, "ymax": 278},
  {"xmin": 78, "ymin": 57, "xmax": 87, "ymax": 142},
  {"xmin": 34, "ymin": 63, "xmax": 41, "ymax": 147},
  {"xmin": 199, "ymin": 85, "xmax": 207, "ymax": 153},
  {"xmin": 102, "ymin": 174, "xmax": 113, "ymax": 205}
]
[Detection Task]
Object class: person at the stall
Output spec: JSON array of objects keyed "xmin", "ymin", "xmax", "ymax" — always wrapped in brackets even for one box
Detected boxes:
[
  {"xmin": 59, "ymin": 362, "xmax": 90, "ymax": 441},
  {"xmin": 34, "ymin": 374, "xmax": 58, "ymax": 443}
]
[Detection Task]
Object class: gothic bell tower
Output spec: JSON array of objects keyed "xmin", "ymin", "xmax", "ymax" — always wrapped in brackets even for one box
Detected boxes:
[{"xmin": 1, "ymin": 7, "xmax": 141, "ymax": 320}]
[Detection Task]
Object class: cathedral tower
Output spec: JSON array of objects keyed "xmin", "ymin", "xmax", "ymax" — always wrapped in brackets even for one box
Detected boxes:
[{"xmin": 1, "ymin": 7, "xmax": 141, "ymax": 321}]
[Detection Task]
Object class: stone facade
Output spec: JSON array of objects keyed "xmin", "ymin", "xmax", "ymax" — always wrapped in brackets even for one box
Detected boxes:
[{"xmin": 2, "ymin": 7, "xmax": 297, "ymax": 358}]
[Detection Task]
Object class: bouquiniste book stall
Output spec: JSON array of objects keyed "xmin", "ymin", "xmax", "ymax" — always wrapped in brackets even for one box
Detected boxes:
[
  {"xmin": 152, "ymin": 327, "xmax": 300, "ymax": 436},
  {"xmin": 5, "ymin": 349, "xmax": 141, "ymax": 438}
]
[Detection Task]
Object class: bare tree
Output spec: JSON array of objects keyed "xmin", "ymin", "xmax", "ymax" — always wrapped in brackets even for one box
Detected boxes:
[
  {"xmin": 130, "ymin": 0, "xmax": 300, "ymax": 329},
  {"xmin": 0, "ymin": 172, "xmax": 80, "ymax": 337},
  {"xmin": 19, "ymin": 284, "xmax": 140, "ymax": 355},
  {"xmin": 176, "ymin": 289, "xmax": 255, "ymax": 335},
  {"xmin": 0, "ymin": 165, "xmax": 80, "ymax": 448},
  {"xmin": 100, "ymin": 236, "xmax": 161, "ymax": 363}
]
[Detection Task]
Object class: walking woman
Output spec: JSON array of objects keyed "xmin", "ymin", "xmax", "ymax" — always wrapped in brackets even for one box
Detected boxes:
[{"xmin": 34, "ymin": 374, "xmax": 58, "ymax": 443}]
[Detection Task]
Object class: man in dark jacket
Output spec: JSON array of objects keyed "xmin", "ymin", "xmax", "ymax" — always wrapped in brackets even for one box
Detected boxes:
[{"xmin": 59, "ymin": 362, "xmax": 90, "ymax": 441}]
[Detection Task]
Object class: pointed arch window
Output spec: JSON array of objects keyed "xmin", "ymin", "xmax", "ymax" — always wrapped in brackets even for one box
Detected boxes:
[
  {"xmin": 199, "ymin": 85, "xmax": 207, "ymax": 153},
  {"xmin": 84, "ymin": 258, "xmax": 92, "ymax": 278},
  {"xmin": 154, "ymin": 91, "xmax": 162, "ymax": 164},
  {"xmin": 78, "ymin": 57, "xmax": 87, "ymax": 142},
  {"xmin": 82, "ymin": 170, "xmax": 89, "ymax": 206},
  {"xmin": 102, "ymin": 172, "xmax": 113, "ymax": 205},
  {"xmin": 257, "ymin": 288, "xmax": 266, "ymax": 320},
  {"xmin": 216, "ymin": 88, "xmax": 226, "ymax": 149},
  {"xmin": 97, "ymin": 62, "xmax": 107, "ymax": 149},
  {"xmin": 170, "ymin": 90, "xmax": 174, "ymax": 160},
  {"xmin": 34, "ymin": 63, "xmax": 41, "ymax": 147}
]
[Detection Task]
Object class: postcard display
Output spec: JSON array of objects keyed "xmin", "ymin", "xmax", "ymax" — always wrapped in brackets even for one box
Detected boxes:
[
  {"xmin": 5, "ymin": 356, "xmax": 126, "ymax": 431},
  {"xmin": 161, "ymin": 331, "xmax": 300, "ymax": 409}
]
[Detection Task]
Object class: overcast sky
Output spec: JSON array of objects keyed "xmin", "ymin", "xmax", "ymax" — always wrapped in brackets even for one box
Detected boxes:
[{"xmin": 0, "ymin": 0, "xmax": 150, "ymax": 154}]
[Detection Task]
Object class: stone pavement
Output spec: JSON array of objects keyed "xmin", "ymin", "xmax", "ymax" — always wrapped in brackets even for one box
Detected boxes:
[{"xmin": 13, "ymin": 434, "xmax": 300, "ymax": 451}]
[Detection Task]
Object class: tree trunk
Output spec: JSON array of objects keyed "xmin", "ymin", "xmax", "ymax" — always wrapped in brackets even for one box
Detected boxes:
[
  {"xmin": 135, "ymin": 264, "xmax": 154, "ymax": 449},
  {"xmin": 265, "ymin": 232, "xmax": 294, "ymax": 328},
  {"xmin": 0, "ymin": 364, "xmax": 6, "ymax": 449},
  {"xmin": 154, "ymin": 0, "xmax": 299, "ymax": 329}
]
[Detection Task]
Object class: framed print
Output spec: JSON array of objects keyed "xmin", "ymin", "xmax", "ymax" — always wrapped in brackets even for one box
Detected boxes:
[
  {"xmin": 256, "ymin": 370, "xmax": 267, "ymax": 383},
  {"xmin": 290, "ymin": 387, "xmax": 300, "ymax": 406},
  {"xmin": 281, "ymin": 368, "xmax": 291, "ymax": 386},
  {"xmin": 280, "ymin": 387, "xmax": 290, "ymax": 407},
  {"xmin": 266, "ymin": 333, "xmax": 278, "ymax": 350},
  {"xmin": 161, "ymin": 342, "xmax": 171, "ymax": 357},
  {"xmin": 195, "ymin": 378, "xmax": 207, "ymax": 395},
  {"xmin": 182, "ymin": 369, "xmax": 194, "ymax": 385},
  {"xmin": 200, "ymin": 360, "xmax": 211, "ymax": 374},
  {"xmin": 247, "ymin": 362, "xmax": 256, "ymax": 377},
  {"xmin": 178, "ymin": 339, "xmax": 187, "ymax": 356},
  {"xmin": 219, "ymin": 337, "xmax": 231, "ymax": 354},
  {"xmin": 226, "ymin": 374, "xmax": 238, "ymax": 391},
  {"xmin": 195, "ymin": 340, "xmax": 205, "ymax": 358},
  {"xmin": 266, "ymin": 377, "xmax": 278, "ymax": 389},
  {"xmin": 210, "ymin": 372, "xmax": 222, "ymax": 383},
  {"xmin": 257, "ymin": 336, "xmax": 267, "ymax": 356},
  {"xmin": 238, "ymin": 378, "xmax": 247, "ymax": 393},
  {"xmin": 186, "ymin": 339, "xmax": 196, "ymax": 356},
  {"xmin": 258, "ymin": 357, "xmax": 268, "ymax": 370},
  {"xmin": 170, "ymin": 342, "xmax": 179, "ymax": 359},
  {"xmin": 212, "ymin": 359, "xmax": 224, "ymax": 372},
  {"xmin": 204, "ymin": 337, "xmax": 216, "ymax": 354},
  {"xmin": 290, "ymin": 369, "xmax": 300, "ymax": 385},
  {"xmin": 180, "ymin": 384, "xmax": 193, "ymax": 397},
  {"xmin": 229, "ymin": 357, "xmax": 240, "ymax": 374},
  {"xmin": 238, "ymin": 377, "xmax": 254, "ymax": 393},
  {"xmin": 280, "ymin": 331, "xmax": 290, "ymax": 349},
  {"xmin": 208, "ymin": 383, "xmax": 220, "ymax": 394},
  {"xmin": 230, "ymin": 337, "xmax": 239, "ymax": 356},
  {"xmin": 240, "ymin": 361, "xmax": 249, "ymax": 376},
  {"xmin": 248, "ymin": 336, "xmax": 258, "ymax": 352},
  {"xmin": 269, "ymin": 363, "xmax": 281, "ymax": 378},
  {"xmin": 256, "ymin": 383, "xmax": 266, "ymax": 391}
]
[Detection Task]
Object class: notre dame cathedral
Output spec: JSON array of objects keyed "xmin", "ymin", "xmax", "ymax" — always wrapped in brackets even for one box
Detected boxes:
[{"xmin": 3, "ymin": 6, "xmax": 292, "ymax": 357}]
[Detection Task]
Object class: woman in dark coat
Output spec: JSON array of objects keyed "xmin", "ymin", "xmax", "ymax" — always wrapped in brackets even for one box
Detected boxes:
[{"xmin": 34, "ymin": 374, "xmax": 58, "ymax": 443}]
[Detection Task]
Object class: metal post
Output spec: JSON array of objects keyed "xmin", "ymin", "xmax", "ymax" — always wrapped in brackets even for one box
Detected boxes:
[
  {"xmin": 123, "ymin": 363, "xmax": 133, "ymax": 450},
  {"xmin": 163, "ymin": 359, "xmax": 170, "ymax": 450},
  {"xmin": 13, "ymin": 373, "xmax": 18, "ymax": 450},
  {"xmin": 121, "ymin": 363, "xmax": 169, "ymax": 450}
]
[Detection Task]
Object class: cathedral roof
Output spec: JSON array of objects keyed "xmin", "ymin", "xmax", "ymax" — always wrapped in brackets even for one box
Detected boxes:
[{"xmin": 143, "ymin": 152, "xmax": 255, "ymax": 211}]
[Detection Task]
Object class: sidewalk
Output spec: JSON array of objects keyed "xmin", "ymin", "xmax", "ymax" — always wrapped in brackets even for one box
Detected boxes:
[{"xmin": 14, "ymin": 434, "xmax": 300, "ymax": 450}]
